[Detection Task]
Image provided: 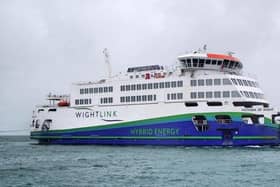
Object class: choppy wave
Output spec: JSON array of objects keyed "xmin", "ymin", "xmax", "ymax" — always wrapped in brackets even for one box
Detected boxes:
[{"xmin": 1, "ymin": 136, "xmax": 280, "ymax": 187}]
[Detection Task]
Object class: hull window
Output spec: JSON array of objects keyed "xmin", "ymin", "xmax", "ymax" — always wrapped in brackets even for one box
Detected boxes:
[{"xmin": 192, "ymin": 115, "xmax": 209, "ymax": 132}]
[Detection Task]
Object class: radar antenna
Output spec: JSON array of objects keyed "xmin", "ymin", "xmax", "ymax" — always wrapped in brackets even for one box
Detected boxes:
[
  {"xmin": 203, "ymin": 44, "xmax": 207, "ymax": 52},
  {"xmin": 228, "ymin": 51, "xmax": 235, "ymax": 56},
  {"xmin": 103, "ymin": 48, "xmax": 112, "ymax": 78}
]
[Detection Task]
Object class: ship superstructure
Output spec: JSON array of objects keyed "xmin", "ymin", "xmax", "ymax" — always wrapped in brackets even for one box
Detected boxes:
[{"xmin": 30, "ymin": 50, "xmax": 280, "ymax": 146}]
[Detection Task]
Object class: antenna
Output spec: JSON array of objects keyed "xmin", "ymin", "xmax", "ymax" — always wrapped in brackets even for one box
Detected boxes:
[
  {"xmin": 203, "ymin": 44, "xmax": 207, "ymax": 52},
  {"xmin": 228, "ymin": 51, "xmax": 235, "ymax": 56},
  {"xmin": 103, "ymin": 48, "xmax": 112, "ymax": 78}
]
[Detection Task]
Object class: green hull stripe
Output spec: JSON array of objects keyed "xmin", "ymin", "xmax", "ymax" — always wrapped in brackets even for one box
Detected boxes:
[
  {"xmin": 31, "ymin": 112, "xmax": 279, "ymax": 135},
  {"xmin": 31, "ymin": 135, "xmax": 222, "ymax": 140},
  {"xmin": 233, "ymin": 136, "xmax": 278, "ymax": 140},
  {"xmin": 30, "ymin": 135, "xmax": 278, "ymax": 140}
]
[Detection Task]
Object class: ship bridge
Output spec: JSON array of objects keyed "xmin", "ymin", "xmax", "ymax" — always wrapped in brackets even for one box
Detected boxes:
[{"xmin": 178, "ymin": 52, "xmax": 243, "ymax": 74}]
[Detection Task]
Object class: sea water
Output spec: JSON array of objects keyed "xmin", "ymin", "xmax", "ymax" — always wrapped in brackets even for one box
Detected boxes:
[{"xmin": 0, "ymin": 136, "xmax": 280, "ymax": 187}]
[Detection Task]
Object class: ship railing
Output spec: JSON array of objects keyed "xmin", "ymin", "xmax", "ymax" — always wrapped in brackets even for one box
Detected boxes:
[
  {"xmin": 193, "ymin": 119, "xmax": 208, "ymax": 125},
  {"xmin": 217, "ymin": 119, "xmax": 232, "ymax": 124}
]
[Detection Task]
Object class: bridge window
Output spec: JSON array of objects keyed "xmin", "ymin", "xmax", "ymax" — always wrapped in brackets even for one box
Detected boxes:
[
  {"xmin": 187, "ymin": 59, "xmax": 192, "ymax": 67},
  {"xmin": 199, "ymin": 59, "xmax": 204, "ymax": 67},
  {"xmin": 229, "ymin": 61, "xmax": 234, "ymax": 68},
  {"xmin": 215, "ymin": 115, "xmax": 232, "ymax": 124},
  {"xmin": 206, "ymin": 59, "xmax": 211, "ymax": 64},
  {"xmin": 217, "ymin": 60, "xmax": 223, "ymax": 66},
  {"xmin": 212, "ymin": 60, "xmax": 217, "ymax": 65},
  {"xmin": 192, "ymin": 115, "xmax": 209, "ymax": 132},
  {"xmin": 193, "ymin": 58, "xmax": 198, "ymax": 67}
]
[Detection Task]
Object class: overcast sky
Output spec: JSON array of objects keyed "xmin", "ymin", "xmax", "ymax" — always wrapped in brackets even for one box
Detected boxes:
[{"xmin": 1, "ymin": 0, "xmax": 280, "ymax": 135}]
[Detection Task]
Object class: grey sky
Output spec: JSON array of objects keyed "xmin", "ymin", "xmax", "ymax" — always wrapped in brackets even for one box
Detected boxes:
[{"xmin": 1, "ymin": 0, "xmax": 280, "ymax": 134}]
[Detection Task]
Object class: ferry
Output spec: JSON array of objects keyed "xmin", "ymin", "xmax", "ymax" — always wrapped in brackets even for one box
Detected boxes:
[{"xmin": 30, "ymin": 47, "xmax": 280, "ymax": 146}]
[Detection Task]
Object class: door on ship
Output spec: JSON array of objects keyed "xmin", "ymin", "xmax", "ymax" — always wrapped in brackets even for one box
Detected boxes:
[{"xmin": 222, "ymin": 130, "xmax": 233, "ymax": 146}]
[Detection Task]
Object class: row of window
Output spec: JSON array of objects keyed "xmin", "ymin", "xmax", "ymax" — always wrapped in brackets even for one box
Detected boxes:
[
  {"xmin": 75, "ymin": 98, "xmax": 92, "ymax": 105},
  {"xmin": 100, "ymin": 97, "xmax": 113, "ymax": 104},
  {"xmin": 240, "ymin": 91, "xmax": 264, "ymax": 99},
  {"xmin": 192, "ymin": 114, "xmax": 266, "ymax": 132},
  {"xmin": 167, "ymin": 93, "xmax": 183, "ymax": 100},
  {"xmin": 181, "ymin": 58, "xmax": 242, "ymax": 69},
  {"xmin": 190, "ymin": 78, "xmax": 232, "ymax": 86},
  {"xmin": 120, "ymin": 81, "xmax": 183, "ymax": 91},
  {"xmin": 80, "ymin": 86, "xmax": 113, "ymax": 95},
  {"xmin": 120, "ymin": 95, "xmax": 157, "ymax": 103},
  {"xmin": 231, "ymin": 78, "xmax": 258, "ymax": 88},
  {"xmin": 190, "ymin": 91, "xmax": 241, "ymax": 99}
]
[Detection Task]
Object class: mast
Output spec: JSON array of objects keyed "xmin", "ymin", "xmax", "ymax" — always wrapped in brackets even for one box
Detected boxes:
[{"xmin": 103, "ymin": 48, "xmax": 112, "ymax": 78}]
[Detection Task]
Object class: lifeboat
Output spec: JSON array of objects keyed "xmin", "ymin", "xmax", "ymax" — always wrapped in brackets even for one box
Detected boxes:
[{"xmin": 58, "ymin": 100, "xmax": 70, "ymax": 107}]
